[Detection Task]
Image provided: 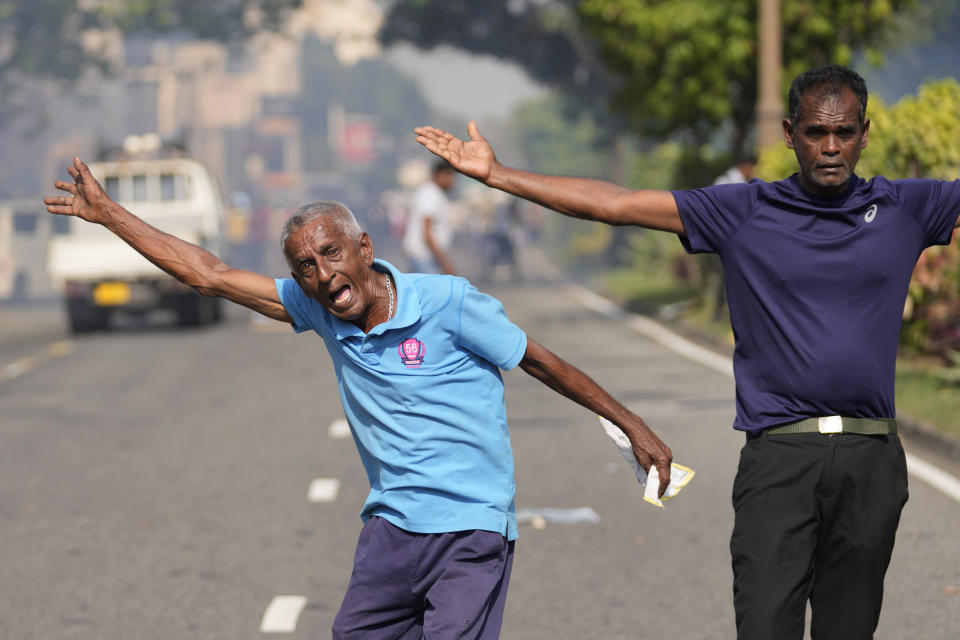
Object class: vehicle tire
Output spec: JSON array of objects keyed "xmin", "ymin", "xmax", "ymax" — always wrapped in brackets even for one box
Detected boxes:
[
  {"xmin": 175, "ymin": 294, "xmax": 214, "ymax": 327},
  {"xmin": 67, "ymin": 302, "xmax": 109, "ymax": 334},
  {"xmin": 210, "ymin": 296, "xmax": 224, "ymax": 324}
]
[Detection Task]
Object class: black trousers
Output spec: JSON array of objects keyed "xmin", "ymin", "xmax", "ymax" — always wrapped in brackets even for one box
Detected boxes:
[{"xmin": 731, "ymin": 432, "xmax": 909, "ymax": 640}]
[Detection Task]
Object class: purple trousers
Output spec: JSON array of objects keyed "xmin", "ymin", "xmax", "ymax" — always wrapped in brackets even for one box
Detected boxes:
[{"xmin": 332, "ymin": 516, "xmax": 515, "ymax": 639}]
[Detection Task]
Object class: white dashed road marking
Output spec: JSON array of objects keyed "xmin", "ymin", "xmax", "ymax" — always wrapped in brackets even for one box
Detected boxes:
[
  {"xmin": 567, "ymin": 284, "xmax": 960, "ymax": 506},
  {"xmin": 327, "ymin": 418, "xmax": 352, "ymax": 439},
  {"xmin": 1, "ymin": 340, "xmax": 73, "ymax": 385},
  {"xmin": 260, "ymin": 595, "xmax": 308, "ymax": 633},
  {"xmin": 307, "ymin": 478, "xmax": 341, "ymax": 503}
]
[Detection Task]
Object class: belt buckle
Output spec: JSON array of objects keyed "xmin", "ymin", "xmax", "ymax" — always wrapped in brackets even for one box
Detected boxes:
[{"xmin": 818, "ymin": 415, "xmax": 843, "ymax": 434}]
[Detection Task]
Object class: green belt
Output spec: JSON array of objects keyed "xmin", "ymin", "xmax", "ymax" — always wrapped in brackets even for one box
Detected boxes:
[{"xmin": 764, "ymin": 416, "xmax": 897, "ymax": 436}]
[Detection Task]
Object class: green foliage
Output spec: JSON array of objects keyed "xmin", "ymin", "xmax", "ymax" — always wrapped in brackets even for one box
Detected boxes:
[
  {"xmin": 576, "ymin": 0, "xmax": 919, "ymax": 157},
  {"xmin": 755, "ymin": 143, "xmax": 798, "ymax": 182},
  {"xmin": 859, "ymin": 79, "xmax": 960, "ymax": 180},
  {"xmin": 511, "ymin": 96, "xmax": 611, "ymax": 179},
  {"xmin": 510, "ymin": 95, "xmax": 616, "ymax": 264},
  {"xmin": 576, "ymin": 0, "xmax": 755, "ymax": 145},
  {"xmin": 0, "ymin": 0, "xmax": 88, "ymax": 83},
  {"xmin": 896, "ymin": 361, "xmax": 960, "ymax": 438},
  {"xmin": 104, "ymin": 0, "xmax": 299, "ymax": 41}
]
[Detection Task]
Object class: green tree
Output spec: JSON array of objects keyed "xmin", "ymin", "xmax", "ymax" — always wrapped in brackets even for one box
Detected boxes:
[
  {"xmin": 577, "ymin": 0, "xmax": 920, "ymax": 163},
  {"xmin": 871, "ymin": 80, "xmax": 960, "ymax": 358}
]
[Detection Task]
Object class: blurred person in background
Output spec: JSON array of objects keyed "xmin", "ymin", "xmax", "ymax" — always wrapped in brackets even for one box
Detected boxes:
[
  {"xmin": 712, "ymin": 155, "xmax": 757, "ymax": 186},
  {"xmin": 403, "ymin": 159, "xmax": 457, "ymax": 274},
  {"xmin": 482, "ymin": 197, "xmax": 524, "ymax": 283},
  {"xmin": 416, "ymin": 64, "xmax": 960, "ymax": 640},
  {"xmin": 45, "ymin": 157, "xmax": 673, "ymax": 640}
]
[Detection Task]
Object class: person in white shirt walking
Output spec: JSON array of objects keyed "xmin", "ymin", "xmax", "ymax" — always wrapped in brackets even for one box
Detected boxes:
[
  {"xmin": 403, "ymin": 159, "xmax": 457, "ymax": 274},
  {"xmin": 712, "ymin": 156, "xmax": 757, "ymax": 186}
]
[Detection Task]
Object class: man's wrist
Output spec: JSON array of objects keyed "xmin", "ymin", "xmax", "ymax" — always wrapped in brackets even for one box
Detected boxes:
[
  {"xmin": 486, "ymin": 161, "xmax": 508, "ymax": 189},
  {"xmin": 100, "ymin": 200, "xmax": 133, "ymax": 229}
]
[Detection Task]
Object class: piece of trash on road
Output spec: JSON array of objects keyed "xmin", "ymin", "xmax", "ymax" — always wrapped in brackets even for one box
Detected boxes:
[{"xmin": 515, "ymin": 507, "xmax": 601, "ymax": 527}]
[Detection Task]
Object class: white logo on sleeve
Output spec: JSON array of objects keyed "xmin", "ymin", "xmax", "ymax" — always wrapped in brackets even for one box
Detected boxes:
[{"xmin": 864, "ymin": 204, "xmax": 878, "ymax": 223}]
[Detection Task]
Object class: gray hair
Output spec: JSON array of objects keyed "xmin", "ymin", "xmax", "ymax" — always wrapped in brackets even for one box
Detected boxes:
[{"xmin": 280, "ymin": 201, "xmax": 362, "ymax": 250}]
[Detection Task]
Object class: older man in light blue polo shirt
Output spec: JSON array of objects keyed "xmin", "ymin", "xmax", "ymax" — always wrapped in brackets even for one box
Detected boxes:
[
  {"xmin": 45, "ymin": 158, "xmax": 674, "ymax": 640},
  {"xmin": 277, "ymin": 260, "xmax": 525, "ymax": 540}
]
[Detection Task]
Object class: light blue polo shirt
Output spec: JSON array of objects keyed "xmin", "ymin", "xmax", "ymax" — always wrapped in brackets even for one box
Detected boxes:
[{"xmin": 275, "ymin": 260, "xmax": 527, "ymax": 540}]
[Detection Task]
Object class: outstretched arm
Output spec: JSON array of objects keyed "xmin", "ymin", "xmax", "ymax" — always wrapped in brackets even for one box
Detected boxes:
[
  {"xmin": 519, "ymin": 337, "xmax": 673, "ymax": 497},
  {"xmin": 415, "ymin": 122, "xmax": 685, "ymax": 235},
  {"xmin": 44, "ymin": 157, "xmax": 292, "ymax": 323}
]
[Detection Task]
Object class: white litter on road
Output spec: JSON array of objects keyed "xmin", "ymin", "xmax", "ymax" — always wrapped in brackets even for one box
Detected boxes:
[
  {"xmin": 260, "ymin": 595, "xmax": 307, "ymax": 633},
  {"xmin": 307, "ymin": 478, "xmax": 340, "ymax": 503},
  {"xmin": 515, "ymin": 507, "xmax": 601, "ymax": 526},
  {"xmin": 327, "ymin": 418, "xmax": 352, "ymax": 439}
]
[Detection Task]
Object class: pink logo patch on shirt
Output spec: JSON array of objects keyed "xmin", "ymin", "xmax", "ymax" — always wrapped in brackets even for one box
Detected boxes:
[{"xmin": 398, "ymin": 338, "xmax": 426, "ymax": 367}]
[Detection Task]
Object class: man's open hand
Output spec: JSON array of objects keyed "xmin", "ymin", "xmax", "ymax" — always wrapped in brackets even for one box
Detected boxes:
[
  {"xmin": 414, "ymin": 121, "xmax": 496, "ymax": 182},
  {"xmin": 44, "ymin": 157, "xmax": 113, "ymax": 225}
]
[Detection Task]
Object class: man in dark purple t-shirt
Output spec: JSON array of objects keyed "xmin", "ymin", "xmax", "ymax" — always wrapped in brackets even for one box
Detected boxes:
[{"xmin": 416, "ymin": 65, "xmax": 960, "ymax": 640}]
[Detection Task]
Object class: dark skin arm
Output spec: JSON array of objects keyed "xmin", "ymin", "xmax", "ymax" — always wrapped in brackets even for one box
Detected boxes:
[
  {"xmin": 519, "ymin": 337, "xmax": 673, "ymax": 497},
  {"xmin": 415, "ymin": 122, "xmax": 686, "ymax": 235},
  {"xmin": 44, "ymin": 157, "xmax": 292, "ymax": 323}
]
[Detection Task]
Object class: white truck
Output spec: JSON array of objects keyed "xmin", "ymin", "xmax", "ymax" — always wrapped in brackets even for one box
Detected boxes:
[{"xmin": 47, "ymin": 155, "xmax": 226, "ymax": 333}]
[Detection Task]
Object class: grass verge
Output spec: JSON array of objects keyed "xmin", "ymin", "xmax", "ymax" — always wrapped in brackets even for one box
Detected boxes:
[{"xmin": 895, "ymin": 360, "xmax": 960, "ymax": 440}]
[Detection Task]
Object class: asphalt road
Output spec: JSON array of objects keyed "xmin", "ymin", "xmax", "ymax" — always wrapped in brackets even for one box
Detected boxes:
[{"xmin": 2, "ymin": 269, "xmax": 959, "ymax": 639}]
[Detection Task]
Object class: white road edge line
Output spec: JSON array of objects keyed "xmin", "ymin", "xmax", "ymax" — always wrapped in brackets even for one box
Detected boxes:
[
  {"xmin": 1, "ymin": 340, "xmax": 74, "ymax": 384},
  {"xmin": 904, "ymin": 453, "xmax": 960, "ymax": 504},
  {"xmin": 566, "ymin": 283, "xmax": 960, "ymax": 505},
  {"xmin": 260, "ymin": 595, "xmax": 308, "ymax": 634},
  {"xmin": 308, "ymin": 478, "xmax": 341, "ymax": 503}
]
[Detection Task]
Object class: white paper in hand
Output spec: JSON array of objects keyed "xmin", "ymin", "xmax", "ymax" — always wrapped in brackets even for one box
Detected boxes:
[{"xmin": 598, "ymin": 416, "xmax": 695, "ymax": 508}]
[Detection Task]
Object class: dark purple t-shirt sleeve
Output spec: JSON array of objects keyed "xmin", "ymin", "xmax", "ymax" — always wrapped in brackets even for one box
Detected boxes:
[
  {"xmin": 898, "ymin": 179, "xmax": 960, "ymax": 247},
  {"xmin": 672, "ymin": 183, "xmax": 757, "ymax": 254}
]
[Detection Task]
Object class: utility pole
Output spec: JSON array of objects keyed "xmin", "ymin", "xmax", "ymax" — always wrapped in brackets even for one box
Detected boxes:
[{"xmin": 756, "ymin": 0, "xmax": 783, "ymax": 150}]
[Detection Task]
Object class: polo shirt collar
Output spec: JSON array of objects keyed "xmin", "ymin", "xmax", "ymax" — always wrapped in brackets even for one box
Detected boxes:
[{"xmin": 329, "ymin": 259, "xmax": 422, "ymax": 340}]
